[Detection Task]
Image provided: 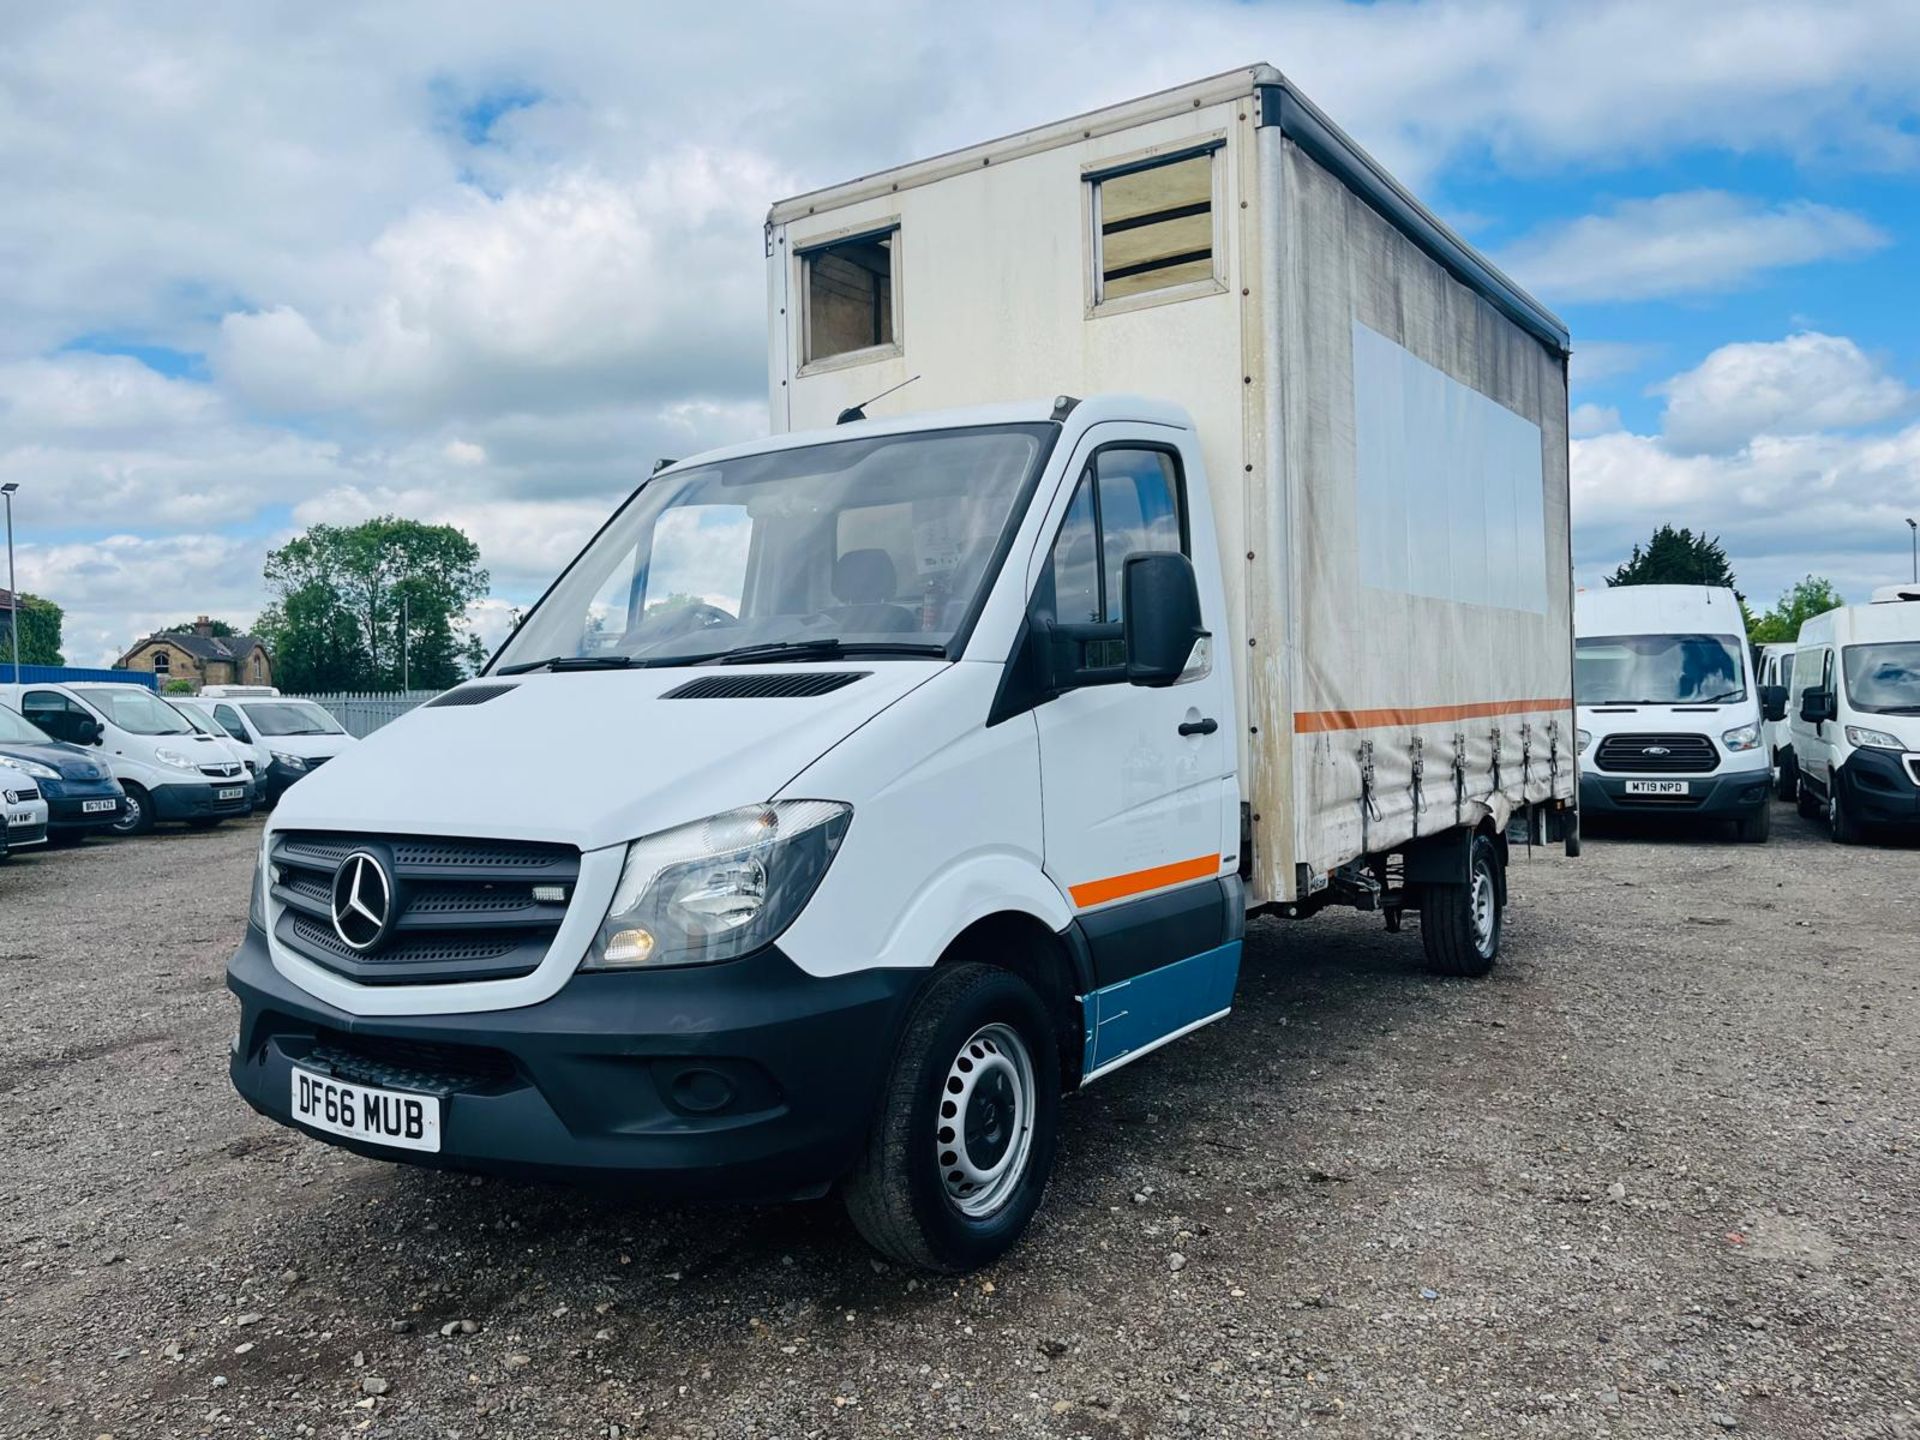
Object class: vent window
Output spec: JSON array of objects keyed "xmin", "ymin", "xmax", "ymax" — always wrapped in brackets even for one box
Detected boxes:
[
  {"xmin": 801, "ymin": 228, "xmax": 900, "ymax": 367},
  {"xmin": 1089, "ymin": 147, "xmax": 1221, "ymax": 307}
]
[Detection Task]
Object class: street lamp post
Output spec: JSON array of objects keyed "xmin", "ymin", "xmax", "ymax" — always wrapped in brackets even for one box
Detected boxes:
[{"xmin": 2, "ymin": 482, "xmax": 18, "ymax": 685}]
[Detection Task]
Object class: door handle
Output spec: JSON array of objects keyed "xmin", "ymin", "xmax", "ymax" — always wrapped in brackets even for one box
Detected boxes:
[{"xmin": 1178, "ymin": 717, "xmax": 1218, "ymax": 737}]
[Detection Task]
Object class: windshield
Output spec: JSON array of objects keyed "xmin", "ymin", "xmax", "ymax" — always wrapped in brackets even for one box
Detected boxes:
[
  {"xmin": 82, "ymin": 688, "xmax": 195, "ymax": 736},
  {"xmin": 0, "ymin": 708, "xmax": 54, "ymax": 744},
  {"xmin": 1575, "ymin": 633, "xmax": 1748, "ymax": 705},
  {"xmin": 492, "ymin": 424, "xmax": 1054, "ymax": 671},
  {"xmin": 168, "ymin": 700, "xmax": 219, "ymax": 735},
  {"xmin": 242, "ymin": 701, "xmax": 344, "ymax": 736},
  {"xmin": 1843, "ymin": 642, "xmax": 1920, "ymax": 714}
]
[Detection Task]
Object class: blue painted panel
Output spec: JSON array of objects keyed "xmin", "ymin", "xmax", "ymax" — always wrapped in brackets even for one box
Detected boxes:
[
  {"xmin": 1084, "ymin": 941, "xmax": 1242, "ymax": 1074},
  {"xmin": 0, "ymin": 664, "xmax": 156, "ymax": 688}
]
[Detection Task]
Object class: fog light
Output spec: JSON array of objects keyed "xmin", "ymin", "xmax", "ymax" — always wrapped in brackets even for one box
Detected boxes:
[
  {"xmin": 602, "ymin": 927, "xmax": 656, "ymax": 965},
  {"xmin": 531, "ymin": 883, "xmax": 569, "ymax": 904}
]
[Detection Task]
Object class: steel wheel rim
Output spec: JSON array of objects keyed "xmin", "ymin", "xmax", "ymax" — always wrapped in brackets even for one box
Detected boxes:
[
  {"xmin": 935, "ymin": 1022, "xmax": 1036, "ymax": 1219},
  {"xmin": 113, "ymin": 794, "xmax": 141, "ymax": 833},
  {"xmin": 1470, "ymin": 859, "xmax": 1496, "ymax": 955}
]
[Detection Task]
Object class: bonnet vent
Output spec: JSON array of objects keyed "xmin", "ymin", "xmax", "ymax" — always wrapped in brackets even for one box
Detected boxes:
[
  {"xmin": 425, "ymin": 683, "xmax": 519, "ymax": 708},
  {"xmin": 662, "ymin": 672, "xmax": 870, "ymax": 700}
]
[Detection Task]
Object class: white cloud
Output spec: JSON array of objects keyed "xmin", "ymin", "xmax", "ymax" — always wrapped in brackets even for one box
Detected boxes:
[
  {"xmin": 1499, "ymin": 191, "xmax": 1888, "ymax": 304},
  {"xmin": 1569, "ymin": 403, "xmax": 1623, "ymax": 438},
  {"xmin": 1657, "ymin": 332, "xmax": 1912, "ymax": 453}
]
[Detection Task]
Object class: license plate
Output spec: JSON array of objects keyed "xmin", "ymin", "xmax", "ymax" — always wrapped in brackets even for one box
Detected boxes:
[
  {"xmin": 291, "ymin": 1068, "xmax": 441, "ymax": 1153},
  {"xmin": 6, "ymin": 812, "xmax": 31, "ymax": 826},
  {"xmin": 1625, "ymin": 779, "xmax": 1690, "ymax": 796},
  {"xmin": 216, "ymin": 787, "xmax": 244, "ymax": 801},
  {"xmin": 81, "ymin": 798, "xmax": 117, "ymax": 813}
]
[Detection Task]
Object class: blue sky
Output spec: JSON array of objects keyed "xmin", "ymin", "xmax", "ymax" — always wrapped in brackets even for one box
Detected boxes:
[{"xmin": 2, "ymin": 0, "xmax": 1918, "ymax": 664}]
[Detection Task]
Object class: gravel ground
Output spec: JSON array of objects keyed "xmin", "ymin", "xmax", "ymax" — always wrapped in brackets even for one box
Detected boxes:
[{"xmin": 1, "ymin": 806, "xmax": 1915, "ymax": 1439}]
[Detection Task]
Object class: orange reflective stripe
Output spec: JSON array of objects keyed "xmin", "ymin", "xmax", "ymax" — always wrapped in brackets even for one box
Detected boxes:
[
  {"xmin": 1068, "ymin": 853, "xmax": 1221, "ymax": 909},
  {"xmin": 1294, "ymin": 697, "xmax": 1572, "ymax": 734}
]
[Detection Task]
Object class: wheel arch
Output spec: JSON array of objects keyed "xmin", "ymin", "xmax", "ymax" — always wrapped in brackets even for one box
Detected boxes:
[{"xmin": 932, "ymin": 911, "xmax": 1089, "ymax": 1092}]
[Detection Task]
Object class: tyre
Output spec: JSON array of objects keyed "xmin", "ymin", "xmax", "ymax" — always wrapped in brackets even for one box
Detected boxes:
[
  {"xmin": 1796, "ymin": 782, "xmax": 1822, "ymax": 821},
  {"xmin": 1419, "ymin": 833, "xmax": 1503, "ymax": 978},
  {"xmin": 1829, "ymin": 786, "xmax": 1864, "ymax": 845},
  {"xmin": 1774, "ymin": 752, "xmax": 1797, "ymax": 801},
  {"xmin": 1734, "ymin": 801, "xmax": 1771, "ymax": 843},
  {"xmin": 844, "ymin": 963, "xmax": 1060, "ymax": 1273},
  {"xmin": 110, "ymin": 783, "xmax": 155, "ymax": 836}
]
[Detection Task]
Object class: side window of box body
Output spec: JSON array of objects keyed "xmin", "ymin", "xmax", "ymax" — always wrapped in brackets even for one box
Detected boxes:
[{"xmin": 798, "ymin": 226, "xmax": 902, "ymax": 370}]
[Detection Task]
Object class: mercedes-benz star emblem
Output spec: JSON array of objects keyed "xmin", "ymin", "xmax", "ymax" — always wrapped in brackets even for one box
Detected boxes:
[{"xmin": 331, "ymin": 851, "xmax": 394, "ymax": 953}]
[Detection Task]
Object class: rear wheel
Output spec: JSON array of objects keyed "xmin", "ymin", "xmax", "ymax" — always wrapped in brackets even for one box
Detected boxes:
[
  {"xmin": 844, "ymin": 963, "xmax": 1059, "ymax": 1273},
  {"xmin": 110, "ymin": 783, "xmax": 154, "ymax": 836},
  {"xmin": 1734, "ymin": 802, "xmax": 1771, "ymax": 843},
  {"xmin": 1419, "ymin": 833, "xmax": 1503, "ymax": 978},
  {"xmin": 1796, "ymin": 782, "xmax": 1822, "ymax": 821},
  {"xmin": 1774, "ymin": 752, "xmax": 1798, "ymax": 801}
]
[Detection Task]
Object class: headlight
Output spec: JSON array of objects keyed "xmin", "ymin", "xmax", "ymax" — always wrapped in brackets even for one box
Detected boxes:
[
  {"xmin": 1721, "ymin": 723, "xmax": 1761, "ymax": 752},
  {"xmin": 154, "ymin": 747, "xmax": 197, "ymax": 770},
  {"xmin": 272, "ymin": 751, "xmax": 309, "ymax": 771},
  {"xmin": 1845, "ymin": 725, "xmax": 1905, "ymax": 751},
  {"xmin": 1575, "ymin": 728, "xmax": 1592, "ymax": 755},
  {"xmin": 13, "ymin": 759, "xmax": 60, "ymax": 781},
  {"xmin": 249, "ymin": 829, "xmax": 273, "ymax": 931},
  {"xmin": 583, "ymin": 801, "xmax": 851, "ymax": 971}
]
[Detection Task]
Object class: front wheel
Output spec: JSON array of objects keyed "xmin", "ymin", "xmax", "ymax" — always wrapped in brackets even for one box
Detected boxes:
[
  {"xmin": 1419, "ymin": 833, "xmax": 1503, "ymax": 978},
  {"xmin": 110, "ymin": 783, "xmax": 155, "ymax": 836},
  {"xmin": 1774, "ymin": 752, "xmax": 1798, "ymax": 801},
  {"xmin": 1829, "ymin": 786, "xmax": 1865, "ymax": 845},
  {"xmin": 844, "ymin": 963, "xmax": 1060, "ymax": 1273},
  {"xmin": 1734, "ymin": 802, "xmax": 1771, "ymax": 843}
]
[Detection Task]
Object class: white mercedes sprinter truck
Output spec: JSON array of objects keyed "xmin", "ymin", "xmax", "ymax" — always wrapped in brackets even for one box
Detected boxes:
[
  {"xmin": 1789, "ymin": 586, "xmax": 1920, "ymax": 842},
  {"xmin": 1757, "ymin": 641, "xmax": 1798, "ymax": 797},
  {"xmin": 228, "ymin": 66, "xmax": 1577, "ymax": 1271},
  {"xmin": 1574, "ymin": 585, "xmax": 1785, "ymax": 841}
]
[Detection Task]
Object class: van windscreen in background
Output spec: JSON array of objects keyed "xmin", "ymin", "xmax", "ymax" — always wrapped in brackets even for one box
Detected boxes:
[
  {"xmin": 241, "ymin": 701, "xmax": 344, "ymax": 736},
  {"xmin": 492, "ymin": 424, "xmax": 1055, "ymax": 671},
  {"xmin": 83, "ymin": 688, "xmax": 195, "ymax": 736},
  {"xmin": 1843, "ymin": 642, "xmax": 1920, "ymax": 714},
  {"xmin": 1574, "ymin": 633, "xmax": 1747, "ymax": 705}
]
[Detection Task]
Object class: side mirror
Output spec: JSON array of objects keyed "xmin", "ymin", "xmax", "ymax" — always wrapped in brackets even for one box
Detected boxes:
[
  {"xmin": 1798, "ymin": 686, "xmax": 1834, "ymax": 726},
  {"xmin": 1759, "ymin": 684, "xmax": 1787, "ymax": 723},
  {"xmin": 1121, "ymin": 552, "xmax": 1206, "ymax": 687}
]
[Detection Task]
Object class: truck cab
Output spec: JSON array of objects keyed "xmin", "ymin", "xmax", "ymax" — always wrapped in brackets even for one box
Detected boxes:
[
  {"xmin": 1789, "ymin": 587, "xmax": 1920, "ymax": 841},
  {"xmin": 1573, "ymin": 586, "xmax": 1785, "ymax": 842}
]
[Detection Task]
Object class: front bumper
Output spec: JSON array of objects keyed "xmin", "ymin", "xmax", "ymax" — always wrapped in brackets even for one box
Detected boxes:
[
  {"xmin": 1579, "ymin": 767, "xmax": 1772, "ymax": 818},
  {"xmin": 4, "ymin": 817, "xmax": 48, "ymax": 849},
  {"xmin": 227, "ymin": 928, "xmax": 924, "ymax": 1200},
  {"xmin": 151, "ymin": 779, "xmax": 252, "ymax": 822},
  {"xmin": 1834, "ymin": 749, "xmax": 1920, "ymax": 829},
  {"xmin": 44, "ymin": 781, "xmax": 126, "ymax": 834}
]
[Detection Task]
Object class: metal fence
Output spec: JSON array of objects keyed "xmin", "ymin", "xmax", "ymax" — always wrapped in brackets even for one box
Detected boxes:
[{"xmin": 291, "ymin": 689, "xmax": 440, "ymax": 738}]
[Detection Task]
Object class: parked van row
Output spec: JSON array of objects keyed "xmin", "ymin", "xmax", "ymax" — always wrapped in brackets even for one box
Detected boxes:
[
  {"xmin": 0, "ymin": 682, "xmax": 355, "ymax": 851},
  {"xmin": 1574, "ymin": 583, "xmax": 1920, "ymax": 845}
]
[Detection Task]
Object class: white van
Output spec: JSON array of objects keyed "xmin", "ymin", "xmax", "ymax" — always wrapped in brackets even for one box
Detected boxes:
[
  {"xmin": 1789, "ymin": 586, "xmax": 1920, "ymax": 842},
  {"xmin": 166, "ymin": 696, "xmax": 264, "ymax": 809},
  {"xmin": 1756, "ymin": 642, "xmax": 1798, "ymax": 797},
  {"xmin": 200, "ymin": 694, "xmax": 354, "ymax": 804},
  {"xmin": 1, "ymin": 682, "xmax": 252, "ymax": 835},
  {"xmin": 226, "ymin": 67, "xmax": 1577, "ymax": 1271},
  {"xmin": 1574, "ymin": 585, "xmax": 1785, "ymax": 841},
  {"xmin": 1, "ymin": 757, "xmax": 50, "ymax": 857}
]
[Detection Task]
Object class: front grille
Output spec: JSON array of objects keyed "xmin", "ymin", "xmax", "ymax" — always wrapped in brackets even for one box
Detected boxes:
[
  {"xmin": 199, "ymin": 762, "xmax": 244, "ymax": 779},
  {"xmin": 297, "ymin": 1028, "xmax": 517, "ymax": 1095},
  {"xmin": 5, "ymin": 786, "xmax": 40, "ymax": 804},
  {"xmin": 270, "ymin": 830, "xmax": 578, "ymax": 985},
  {"xmin": 1592, "ymin": 733, "xmax": 1718, "ymax": 774}
]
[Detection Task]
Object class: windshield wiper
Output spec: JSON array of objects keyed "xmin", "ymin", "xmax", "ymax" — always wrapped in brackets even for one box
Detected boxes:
[
  {"xmin": 708, "ymin": 638, "xmax": 950, "ymax": 665},
  {"xmin": 497, "ymin": 654, "xmax": 639, "ymax": 676}
]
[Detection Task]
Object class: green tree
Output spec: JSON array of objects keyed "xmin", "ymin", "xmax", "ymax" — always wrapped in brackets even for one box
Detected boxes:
[
  {"xmin": 162, "ymin": 678, "xmax": 196, "ymax": 694},
  {"xmin": 256, "ymin": 517, "xmax": 490, "ymax": 692},
  {"xmin": 1607, "ymin": 525, "xmax": 1743, "ymax": 600},
  {"xmin": 158, "ymin": 617, "xmax": 240, "ymax": 637},
  {"xmin": 6, "ymin": 593, "xmax": 64, "ymax": 665},
  {"xmin": 1749, "ymin": 575, "xmax": 1843, "ymax": 644}
]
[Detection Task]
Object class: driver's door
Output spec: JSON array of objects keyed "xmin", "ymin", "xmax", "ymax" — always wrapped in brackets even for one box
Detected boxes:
[{"xmin": 1025, "ymin": 427, "xmax": 1238, "ymax": 1077}]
